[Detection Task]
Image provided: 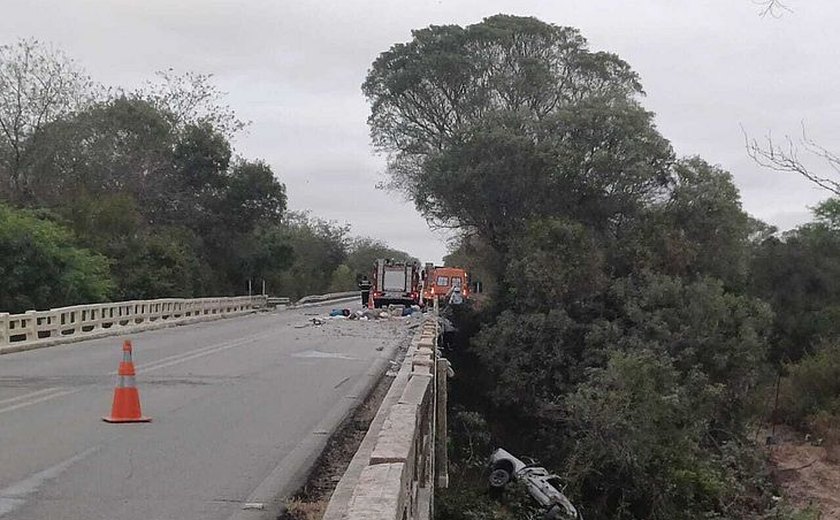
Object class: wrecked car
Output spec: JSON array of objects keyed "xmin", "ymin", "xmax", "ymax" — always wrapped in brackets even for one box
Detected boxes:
[{"xmin": 488, "ymin": 448, "xmax": 581, "ymax": 520}]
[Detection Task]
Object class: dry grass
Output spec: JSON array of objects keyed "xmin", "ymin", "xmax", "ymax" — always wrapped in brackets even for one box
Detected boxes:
[{"xmin": 283, "ymin": 498, "xmax": 329, "ymax": 520}]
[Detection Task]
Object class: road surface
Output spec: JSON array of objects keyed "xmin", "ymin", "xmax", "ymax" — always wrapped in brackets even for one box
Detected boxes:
[{"xmin": 0, "ymin": 303, "xmax": 410, "ymax": 520}]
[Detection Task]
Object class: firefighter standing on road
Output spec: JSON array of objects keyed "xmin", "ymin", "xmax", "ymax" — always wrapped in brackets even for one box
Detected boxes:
[{"xmin": 358, "ymin": 275, "xmax": 372, "ymax": 307}]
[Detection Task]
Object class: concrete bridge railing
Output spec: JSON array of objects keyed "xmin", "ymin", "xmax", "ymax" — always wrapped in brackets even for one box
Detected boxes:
[
  {"xmin": 294, "ymin": 291, "xmax": 358, "ymax": 306},
  {"xmin": 0, "ymin": 295, "xmax": 267, "ymax": 354},
  {"xmin": 324, "ymin": 313, "xmax": 449, "ymax": 520}
]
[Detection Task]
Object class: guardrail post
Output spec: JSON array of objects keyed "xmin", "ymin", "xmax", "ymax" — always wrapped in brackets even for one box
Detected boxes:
[
  {"xmin": 0, "ymin": 312, "xmax": 8, "ymax": 346},
  {"xmin": 435, "ymin": 358, "xmax": 449, "ymax": 489},
  {"xmin": 24, "ymin": 310, "xmax": 38, "ymax": 342}
]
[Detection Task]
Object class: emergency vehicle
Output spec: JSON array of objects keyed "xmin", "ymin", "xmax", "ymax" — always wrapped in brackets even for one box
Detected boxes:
[
  {"xmin": 422, "ymin": 265, "xmax": 470, "ymax": 304},
  {"xmin": 370, "ymin": 259, "xmax": 421, "ymax": 308}
]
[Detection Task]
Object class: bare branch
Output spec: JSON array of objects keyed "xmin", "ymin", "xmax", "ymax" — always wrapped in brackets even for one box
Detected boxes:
[
  {"xmin": 136, "ymin": 69, "xmax": 249, "ymax": 138},
  {"xmin": 743, "ymin": 124, "xmax": 840, "ymax": 196},
  {"xmin": 753, "ymin": 0, "xmax": 793, "ymax": 18}
]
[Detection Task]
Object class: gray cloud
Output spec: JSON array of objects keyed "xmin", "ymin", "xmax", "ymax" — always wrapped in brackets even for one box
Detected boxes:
[{"xmin": 2, "ymin": 0, "xmax": 838, "ymax": 263}]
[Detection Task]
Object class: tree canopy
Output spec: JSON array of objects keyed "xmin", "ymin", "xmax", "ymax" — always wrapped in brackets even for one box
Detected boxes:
[
  {"xmin": 366, "ymin": 15, "xmax": 821, "ymax": 520},
  {"xmin": 0, "ymin": 39, "xmax": 414, "ymax": 311}
]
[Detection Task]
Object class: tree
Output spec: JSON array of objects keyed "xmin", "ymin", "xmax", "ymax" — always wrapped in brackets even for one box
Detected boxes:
[
  {"xmin": 367, "ymin": 15, "xmax": 800, "ymax": 519},
  {"xmin": 563, "ymin": 349, "xmax": 772, "ymax": 520},
  {"xmin": 364, "ymin": 15, "xmax": 672, "ymax": 246},
  {"xmin": 750, "ymin": 219, "xmax": 840, "ymax": 363},
  {"xmin": 116, "ymin": 227, "xmax": 209, "ymax": 300},
  {"xmin": 471, "ymin": 274, "xmax": 773, "ymax": 518},
  {"xmin": 345, "ymin": 237, "xmax": 418, "ymax": 279},
  {"xmin": 647, "ymin": 157, "xmax": 752, "ymax": 287},
  {"xmin": 328, "ymin": 264, "xmax": 356, "ymax": 292},
  {"xmin": 269, "ymin": 213, "xmax": 349, "ymax": 299},
  {"xmin": 171, "ymin": 122, "xmax": 232, "ymax": 190},
  {"xmin": 25, "ymin": 96, "xmax": 174, "ymax": 209},
  {"xmin": 364, "ymin": 15, "xmax": 643, "ymax": 157},
  {"xmin": 0, "ymin": 39, "xmax": 95, "ymax": 202},
  {"xmin": 443, "ymin": 234, "xmax": 501, "ymax": 298},
  {"xmin": 138, "ymin": 69, "xmax": 247, "ymax": 139},
  {"xmin": 235, "ymin": 224, "xmax": 295, "ymax": 294},
  {"xmin": 0, "ymin": 204, "xmax": 113, "ymax": 312},
  {"xmin": 17, "ymin": 88, "xmax": 288, "ymax": 296},
  {"xmin": 503, "ymin": 218, "xmax": 607, "ymax": 312},
  {"xmin": 220, "ymin": 160, "xmax": 287, "ymax": 232}
]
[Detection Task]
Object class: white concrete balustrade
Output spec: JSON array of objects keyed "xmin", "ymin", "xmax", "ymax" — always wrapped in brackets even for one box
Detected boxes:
[
  {"xmin": 0, "ymin": 296, "xmax": 266, "ymax": 354},
  {"xmin": 323, "ymin": 314, "xmax": 448, "ymax": 520}
]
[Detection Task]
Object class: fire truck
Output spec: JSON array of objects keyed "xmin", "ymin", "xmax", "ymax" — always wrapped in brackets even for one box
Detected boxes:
[
  {"xmin": 370, "ymin": 259, "xmax": 421, "ymax": 308},
  {"xmin": 421, "ymin": 265, "xmax": 470, "ymax": 305}
]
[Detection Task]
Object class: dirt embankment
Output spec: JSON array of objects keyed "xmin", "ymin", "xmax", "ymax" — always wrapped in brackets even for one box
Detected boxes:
[{"xmin": 770, "ymin": 429, "xmax": 840, "ymax": 519}]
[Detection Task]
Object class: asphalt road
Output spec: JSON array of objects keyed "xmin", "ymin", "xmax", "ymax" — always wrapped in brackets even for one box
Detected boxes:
[{"xmin": 0, "ymin": 303, "xmax": 410, "ymax": 520}]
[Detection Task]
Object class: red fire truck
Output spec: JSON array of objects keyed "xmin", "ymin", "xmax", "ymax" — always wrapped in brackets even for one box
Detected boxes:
[{"xmin": 370, "ymin": 259, "xmax": 421, "ymax": 308}]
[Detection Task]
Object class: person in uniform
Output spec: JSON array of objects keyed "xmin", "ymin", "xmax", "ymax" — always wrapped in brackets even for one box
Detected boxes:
[{"xmin": 358, "ymin": 275, "xmax": 372, "ymax": 307}]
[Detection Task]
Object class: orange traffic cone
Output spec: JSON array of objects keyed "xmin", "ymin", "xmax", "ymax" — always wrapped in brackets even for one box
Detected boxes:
[{"xmin": 103, "ymin": 340, "xmax": 151, "ymax": 423}]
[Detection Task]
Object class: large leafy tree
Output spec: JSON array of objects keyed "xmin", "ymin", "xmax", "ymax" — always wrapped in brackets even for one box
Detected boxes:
[
  {"xmin": 372, "ymin": 16, "xmax": 782, "ymax": 520},
  {"xmin": 26, "ymin": 97, "xmax": 174, "ymax": 209},
  {"xmin": 364, "ymin": 15, "xmax": 673, "ymax": 250},
  {"xmin": 20, "ymin": 90, "xmax": 289, "ymax": 296}
]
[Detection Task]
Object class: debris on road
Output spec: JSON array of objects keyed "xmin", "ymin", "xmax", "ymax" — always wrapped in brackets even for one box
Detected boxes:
[{"xmin": 294, "ymin": 304, "xmax": 424, "ymax": 328}]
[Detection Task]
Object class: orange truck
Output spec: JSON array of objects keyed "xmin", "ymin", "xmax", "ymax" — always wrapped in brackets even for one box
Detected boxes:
[{"xmin": 422, "ymin": 265, "xmax": 470, "ymax": 305}]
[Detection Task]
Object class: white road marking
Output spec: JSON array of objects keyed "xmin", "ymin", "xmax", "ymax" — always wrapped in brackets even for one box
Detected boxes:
[
  {"xmin": 0, "ymin": 447, "xmax": 98, "ymax": 517},
  {"xmin": 0, "ymin": 389, "xmax": 79, "ymax": 416},
  {"xmin": 0, "ymin": 328, "xmax": 280, "ymax": 416},
  {"xmin": 134, "ymin": 334, "xmax": 268, "ymax": 373},
  {"xmin": 0, "ymin": 388, "xmax": 62, "ymax": 407}
]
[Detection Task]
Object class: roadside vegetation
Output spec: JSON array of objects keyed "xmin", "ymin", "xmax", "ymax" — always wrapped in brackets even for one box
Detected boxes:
[
  {"xmin": 4, "ymin": 14, "xmax": 840, "ymax": 519},
  {"xmin": 0, "ymin": 39, "xmax": 413, "ymax": 313},
  {"xmin": 363, "ymin": 14, "xmax": 840, "ymax": 519}
]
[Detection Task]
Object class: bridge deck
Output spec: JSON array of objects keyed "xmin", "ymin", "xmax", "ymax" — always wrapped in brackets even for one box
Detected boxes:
[{"xmin": 0, "ymin": 303, "xmax": 407, "ymax": 520}]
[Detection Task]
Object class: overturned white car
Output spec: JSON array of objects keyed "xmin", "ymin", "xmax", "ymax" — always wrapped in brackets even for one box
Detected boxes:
[{"xmin": 488, "ymin": 448, "xmax": 581, "ymax": 520}]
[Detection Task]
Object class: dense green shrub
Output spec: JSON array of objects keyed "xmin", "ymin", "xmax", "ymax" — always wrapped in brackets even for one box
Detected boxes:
[
  {"xmin": 777, "ymin": 344, "xmax": 840, "ymax": 429},
  {"xmin": 0, "ymin": 204, "xmax": 113, "ymax": 312}
]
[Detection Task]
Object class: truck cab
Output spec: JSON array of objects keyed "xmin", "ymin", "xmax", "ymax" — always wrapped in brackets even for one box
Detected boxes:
[{"xmin": 422, "ymin": 266, "xmax": 470, "ymax": 304}]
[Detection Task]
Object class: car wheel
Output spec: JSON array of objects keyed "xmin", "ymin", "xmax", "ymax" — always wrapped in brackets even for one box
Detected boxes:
[{"xmin": 488, "ymin": 467, "xmax": 511, "ymax": 488}]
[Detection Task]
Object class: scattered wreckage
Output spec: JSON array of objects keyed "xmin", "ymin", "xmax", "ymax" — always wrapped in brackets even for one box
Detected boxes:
[
  {"xmin": 296, "ymin": 304, "xmax": 423, "ymax": 327},
  {"xmin": 488, "ymin": 448, "xmax": 581, "ymax": 520}
]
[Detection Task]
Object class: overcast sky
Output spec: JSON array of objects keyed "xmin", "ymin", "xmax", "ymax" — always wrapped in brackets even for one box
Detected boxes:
[{"xmin": 2, "ymin": 0, "xmax": 837, "ymax": 263}]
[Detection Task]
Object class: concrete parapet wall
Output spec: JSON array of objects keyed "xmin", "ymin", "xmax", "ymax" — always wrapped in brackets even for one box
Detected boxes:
[
  {"xmin": 324, "ymin": 313, "xmax": 446, "ymax": 520},
  {"xmin": 344, "ymin": 463, "xmax": 408, "ymax": 519},
  {"xmin": 294, "ymin": 291, "xmax": 358, "ymax": 306},
  {"xmin": 0, "ymin": 296, "xmax": 267, "ymax": 354}
]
